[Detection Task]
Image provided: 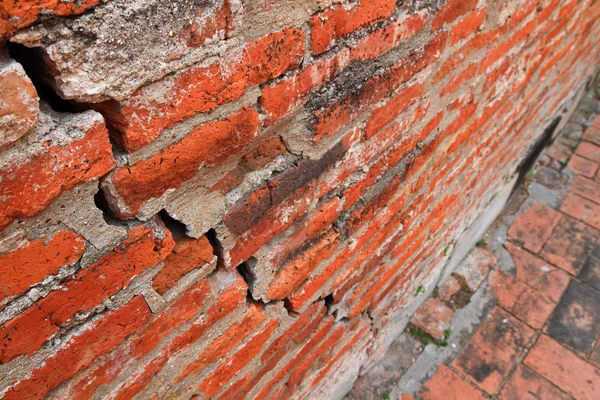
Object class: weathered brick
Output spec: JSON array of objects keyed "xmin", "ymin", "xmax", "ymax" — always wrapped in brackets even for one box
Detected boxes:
[
  {"xmin": 107, "ymin": 108, "xmax": 259, "ymax": 218},
  {"xmin": 432, "ymin": 0, "xmax": 479, "ymax": 31},
  {"xmin": 0, "ymin": 57, "xmax": 38, "ymax": 148},
  {"xmin": 309, "ymin": 0, "xmax": 396, "ymax": 54},
  {"xmin": 97, "ymin": 28, "xmax": 304, "ymax": 152},
  {"xmin": 0, "ymin": 231, "xmax": 85, "ymax": 304},
  {"xmin": 3, "ymin": 296, "xmax": 151, "ymax": 400},
  {"xmin": 0, "ymin": 223, "xmax": 174, "ymax": 364},
  {"xmin": 0, "ymin": 110, "xmax": 115, "ymax": 231},
  {"xmin": 152, "ymin": 234, "xmax": 215, "ymax": 295}
]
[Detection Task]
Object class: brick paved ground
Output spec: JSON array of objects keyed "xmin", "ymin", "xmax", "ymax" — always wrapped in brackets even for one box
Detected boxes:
[{"xmin": 347, "ymin": 79, "xmax": 600, "ymax": 400}]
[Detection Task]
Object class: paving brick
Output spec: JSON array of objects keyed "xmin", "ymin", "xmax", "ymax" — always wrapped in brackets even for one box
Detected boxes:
[
  {"xmin": 410, "ymin": 298, "xmax": 454, "ymax": 341},
  {"xmin": 540, "ymin": 216, "xmax": 598, "ymax": 275},
  {"xmin": 546, "ymin": 280, "xmax": 600, "ymax": 355},
  {"xmin": 576, "ymin": 142, "xmax": 600, "ymax": 162},
  {"xmin": 567, "ymin": 154, "xmax": 599, "ymax": 178},
  {"xmin": 419, "ymin": 364, "xmax": 486, "ymax": 400},
  {"xmin": 561, "ymin": 193, "xmax": 600, "ymax": 230},
  {"xmin": 591, "ymin": 341, "xmax": 600, "ymax": 368},
  {"xmin": 437, "ymin": 275, "xmax": 463, "ymax": 302},
  {"xmin": 499, "ymin": 365, "xmax": 570, "ymax": 400},
  {"xmin": 505, "ymin": 242, "xmax": 570, "ymax": 302},
  {"xmin": 454, "ymin": 247, "xmax": 498, "ymax": 292},
  {"xmin": 546, "ymin": 140, "xmax": 572, "ymax": 163},
  {"xmin": 570, "ymin": 175, "xmax": 600, "ymax": 204},
  {"xmin": 490, "ymin": 270, "xmax": 556, "ymax": 329},
  {"xmin": 583, "ymin": 126, "xmax": 600, "ymax": 145},
  {"xmin": 579, "ymin": 252, "xmax": 600, "ymax": 291},
  {"xmin": 452, "ymin": 308, "xmax": 535, "ymax": 394},
  {"xmin": 508, "ymin": 202, "xmax": 562, "ymax": 254},
  {"xmin": 525, "ymin": 335, "xmax": 600, "ymax": 400}
]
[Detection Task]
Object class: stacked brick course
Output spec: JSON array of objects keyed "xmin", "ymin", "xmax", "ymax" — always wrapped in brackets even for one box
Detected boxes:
[{"xmin": 0, "ymin": 0, "xmax": 598, "ymax": 398}]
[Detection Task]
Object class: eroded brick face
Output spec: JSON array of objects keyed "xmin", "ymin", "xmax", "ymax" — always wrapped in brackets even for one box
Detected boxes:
[{"xmin": 0, "ymin": 0, "xmax": 598, "ymax": 398}]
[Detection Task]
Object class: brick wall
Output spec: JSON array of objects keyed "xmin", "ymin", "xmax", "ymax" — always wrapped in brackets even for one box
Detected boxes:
[{"xmin": 0, "ymin": 0, "xmax": 598, "ymax": 398}]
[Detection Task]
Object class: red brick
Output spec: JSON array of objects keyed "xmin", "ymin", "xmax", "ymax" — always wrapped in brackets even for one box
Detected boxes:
[
  {"xmin": 567, "ymin": 154, "xmax": 599, "ymax": 177},
  {"xmin": 109, "ymin": 108, "xmax": 259, "ymax": 218},
  {"xmin": 97, "ymin": 29, "xmax": 304, "ymax": 151},
  {"xmin": 0, "ymin": 231, "xmax": 85, "ymax": 304},
  {"xmin": 500, "ymin": 365, "xmax": 571, "ymax": 400},
  {"xmin": 583, "ymin": 126, "xmax": 600, "ymax": 146},
  {"xmin": 440, "ymin": 62, "xmax": 479, "ymax": 98},
  {"xmin": 313, "ymin": 33, "xmax": 445, "ymax": 141},
  {"xmin": 0, "ymin": 0, "xmax": 101, "ymax": 39},
  {"xmin": 176, "ymin": 303, "xmax": 267, "ymax": 382},
  {"xmin": 505, "ymin": 242, "xmax": 569, "ymax": 303},
  {"xmin": 525, "ymin": 335, "xmax": 600, "ymax": 400},
  {"xmin": 411, "ymin": 298, "xmax": 454, "ymax": 340},
  {"xmin": 309, "ymin": 0, "xmax": 396, "ymax": 54},
  {"xmin": 349, "ymin": 11, "xmax": 428, "ymax": 61},
  {"xmin": 419, "ymin": 364, "xmax": 486, "ymax": 400},
  {"xmin": 199, "ymin": 318, "xmax": 280, "ymax": 397},
  {"xmin": 0, "ymin": 59, "xmax": 38, "ymax": 148},
  {"xmin": 540, "ymin": 216, "xmax": 597, "ymax": 275},
  {"xmin": 438, "ymin": 275, "xmax": 463, "ymax": 302},
  {"xmin": 3, "ymin": 296, "xmax": 151, "ymax": 400},
  {"xmin": 0, "ymin": 114, "xmax": 115, "ymax": 231},
  {"xmin": 260, "ymin": 51, "xmax": 350, "ymax": 125},
  {"xmin": 454, "ymin": 247, "xmax": 498, "ymax": 292},
  {"xmin": 432, "ymin": 0, "xmax": 479, "ymax": 30},
  {"xmin": 570, "ymin": 173, "xmax": 600, "ymax": 205},
  {"xmin": 490, "ymin": 270, "xmax": 556, "ymax": 329},
  {"xmin": 267, "ymin": 229, "xmax": 339, "ymax": 300},
  {"xmin": 507, "ymin": 202, "xmax": 562, "ymax": 253},
  {"xmin": 0, "ymin": 224, "xmax": 174, "ymax": 364},
  {"xmin": 576, "ymin": 142, "xmax": 600, "ymax": 162},
  {"xmin": 450, "ymin": 7, "xmax": 487, "ymax": 45},
  {"xmin": 453, "ymin": 308, "xmax": 535, "ymax": 394},
  {"xmin": 152, "ymin": 235, "xmax": 214, "ymax": 294},
  {"xmin": 561, "ymin": 193, "xmax": 600, "ymax": 230},
  {"xmin": 365, "ymin": 83, "xmax": 424, "ymax": 138}
]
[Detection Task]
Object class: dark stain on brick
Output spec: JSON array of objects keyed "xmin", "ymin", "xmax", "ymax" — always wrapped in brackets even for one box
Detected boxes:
[{"xmin": 546, "ymin": 279, "xmax": 600, "ymax": 355}]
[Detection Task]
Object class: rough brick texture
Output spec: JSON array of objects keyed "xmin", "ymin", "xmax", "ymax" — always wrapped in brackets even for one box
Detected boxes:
[{"xmin": 0, "ymin": 0, "xmax": 598, "ymax": 398}]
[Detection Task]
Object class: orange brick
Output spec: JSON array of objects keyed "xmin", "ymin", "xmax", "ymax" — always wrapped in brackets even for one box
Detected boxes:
[
  {"xmin": 525, "ymin": 335, "xmax": 600, "ymax": 400},
  {"xmin": 419, "ymin": 364, "xmax": 486, "ymax": 400},
  {"xmin": 507, "ymin": 202, "xmax": 562, "ymax": 253}
]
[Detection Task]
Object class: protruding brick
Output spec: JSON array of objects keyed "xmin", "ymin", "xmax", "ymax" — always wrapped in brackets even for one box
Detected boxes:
[
  {"xmin": 97, "ymin": 29, "xmax": 304, "ymax": 151},
  {"xmin": 0, "ymin": 109, "xmax": 115, "ymax": 231},
  {"xmin": 0, "ymin": 231, "xmax": 85, "ymax": 304},
  {"xmin": 0, "ymin": 57, "xmax": 38, "ymax": 148},
  {"xmin": 106, "ymin": 108, "xmax": 259, "ymax": 218},
  {"xmin": 152, "ymin": 235, "xmax": 215, "ymax": 295},
  {"xmin": 410, "ymin": 298, "xmax": 454, "ymax": 340},
  {"xmin": 454, "ymin": 247, "xmax": 498, "ymax": 292}
]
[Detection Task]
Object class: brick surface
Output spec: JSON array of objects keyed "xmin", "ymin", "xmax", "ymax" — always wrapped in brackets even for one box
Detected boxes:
[
  {"xmin": 525, "ymin": 335, "xmax": 600, "ymax": 400},
  {"xmin": 410, "ymin": 298, "xmax": 454, "ymax": 340},
  {"xmin": 452, "ymin": 308, "xmax": 535, "ymax": 394},
  {"xmin": 454, "ymin": 247, "xmax": 498, "ymax": 292},
  {"xmin": 567, "ymin": 154, "xmax": 599, "ymax": 177},
  {"xmin": 561, "ymin": 193, "xmax": 600, "ymax": 230},
  {"xmin": 508, "ymin": 202, "xmax": 562, "ymax": 253},
  {"xmin": 419, "ymin": 364, "xmax": 486, "ymax": 400},
  {"xmin": 505, "ymin": 242, "xmax": 570, "ymax": 302},
  {"xmin": 0, "ymin": 0, "xmax": 599, "ymax": 398},
  {"xmin": 540, "ymin": 216, "xmax": 598, "ymax": 275},
  {"xmin": 570, "ymin": 175, "xmax": 600, "ymax": 204},
  {"xmin": 546, "ymin": 280, "xmax": 600, "ymax": 355},
  {"xmin": 490, "ymin": 270, "xmax": 556, "ymax": 329},
  {"xmin": 500, "ymin": 365, "xmax": 570, "ymax": 400}
]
